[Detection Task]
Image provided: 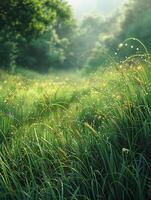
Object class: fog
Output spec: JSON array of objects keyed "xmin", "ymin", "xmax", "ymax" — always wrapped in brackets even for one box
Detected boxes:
[{"xmin": 68, "ymin": 0, "xmax": 128, "ymax": 19}]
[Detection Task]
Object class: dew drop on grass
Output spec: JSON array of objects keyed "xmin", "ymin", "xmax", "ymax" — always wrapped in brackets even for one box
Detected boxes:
[
  {"xmin": 131, "ymin": 45, "xmax": 134, "ymax": 49},
  {"xmin": 118, "ymin": 43, "xmax": 123, "ymax": 48}
]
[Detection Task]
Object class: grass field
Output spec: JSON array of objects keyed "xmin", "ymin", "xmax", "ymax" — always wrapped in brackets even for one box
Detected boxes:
[{"xmin": 0, "ymin": 63, "xmax": 151, "ymax": 199}]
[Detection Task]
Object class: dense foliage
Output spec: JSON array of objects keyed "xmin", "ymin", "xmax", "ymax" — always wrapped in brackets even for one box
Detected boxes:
[
  {"xmin": 0, "ymin": 0, "xmax": 74, "ymax": 71},
  {"xmin": 1, "ymin": 0, "xmax": 151, "ymax": 72},
  {"xmin": 86, "ymin": 0, "xmax": 151, "ymax": 70},
  {"xmin": 117, "ymin": 0, "xmax": 151, "ymax": 48}
]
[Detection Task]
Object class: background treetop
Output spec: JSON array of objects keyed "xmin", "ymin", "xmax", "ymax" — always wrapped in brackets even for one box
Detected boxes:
[{"xmin": 0, "ymin": 0, "xmax": 71, "ymax": 39}]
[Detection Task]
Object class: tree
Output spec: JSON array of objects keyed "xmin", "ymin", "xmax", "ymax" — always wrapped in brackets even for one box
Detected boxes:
[
  {"xmin": 72, "ymin": 14, "xmax": 108, "ymax": 68},
  {"xmin": 15, "ymin": 6, "xmax": 77, "ymax": 72},
  {"xmin": 115, "ymin": 0, "xmax": 151, "ymax": 51},
  {"xmin": 0, "ymin": 0, "xmax": 72, "ymax": 71},
  {"xmin": 0, "ymin": 0, "xmax": 71, "ymax": 39}
]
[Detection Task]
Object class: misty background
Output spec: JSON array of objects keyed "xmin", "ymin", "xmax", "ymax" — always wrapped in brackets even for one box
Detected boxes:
[
  {"xmin": 68, "ymin": 0, "xmax": 128, "ymax": 18},
  {"xmin": 0, "ymin": 0, "xmax": 151, "ymax": 73}
]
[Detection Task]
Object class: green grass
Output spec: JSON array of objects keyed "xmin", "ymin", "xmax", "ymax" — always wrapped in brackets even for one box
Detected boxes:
[{"xmin": 0, "ymin": 63, "xmax": 151, "ymax": 199}]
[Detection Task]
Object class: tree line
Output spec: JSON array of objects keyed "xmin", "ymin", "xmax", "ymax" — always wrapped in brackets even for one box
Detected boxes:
[{"xmin": 0, "ymin": 0, "xmax": 150, "ymax": 72}]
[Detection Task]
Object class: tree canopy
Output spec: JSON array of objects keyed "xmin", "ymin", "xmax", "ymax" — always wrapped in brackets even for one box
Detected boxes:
[
  {"xmin": 1, "ymin": 0, "xmax": 151, "ymax": 72},
  {"xmin": 0, "ymin": 0, "xmax": 75, "ymax": 71},
  {"xmin": 0, "ymin": 0, "xmax": 71, "ymax": 39}
]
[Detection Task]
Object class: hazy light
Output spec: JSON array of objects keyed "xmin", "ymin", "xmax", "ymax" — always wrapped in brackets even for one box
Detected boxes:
[
  {"xmin": 68, "ymin": 0, "xmax": 81, "ymax": 8},
  {"xmin": 68, "ymin": 0, "xmax": 128, "ymax": 19}
]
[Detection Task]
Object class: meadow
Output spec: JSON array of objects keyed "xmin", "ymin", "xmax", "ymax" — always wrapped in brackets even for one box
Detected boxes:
[{"xmin": 1, "ymin": 61, "xmax": 151, "ymax": 199}]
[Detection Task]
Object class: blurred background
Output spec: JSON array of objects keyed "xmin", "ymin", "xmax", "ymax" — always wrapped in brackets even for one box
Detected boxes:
[
  {"xmin": 0, "ymin": 0, "xmax": 150, "ymax": 73},
  {"xmin": 68, "ymin": 0, "xmax": 128, "ymax": 18}
]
